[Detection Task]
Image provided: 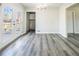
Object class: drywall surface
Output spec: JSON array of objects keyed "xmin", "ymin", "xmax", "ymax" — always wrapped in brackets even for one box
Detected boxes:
[
  {"xmin": 67, "ymin": 10, "xmax": 74, "ymax": 33},
  {"xmin": 36, "ymin": 7, "xmax": 59, "ymax": 33},
  {"xmin": 59, "ymin": 3, "xmax": 74, "ymax": 37},
  {"xmin": 0, "ymin": 3, "xmax": 26, "ymax": 50}
]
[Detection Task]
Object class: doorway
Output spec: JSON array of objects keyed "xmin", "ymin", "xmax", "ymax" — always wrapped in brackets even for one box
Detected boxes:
[
  {"xmin": 66, "ymin": 3, "xmax": 79, "ymax": 38},
  {"xmin": 26, "ymin": 12, "xmax": 36, "ymax": 32}
]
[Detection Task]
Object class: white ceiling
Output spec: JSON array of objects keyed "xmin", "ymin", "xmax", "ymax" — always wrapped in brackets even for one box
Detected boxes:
[{"xmin": 22, "ymin": 3, "xmax": 64, "ymax": 8}]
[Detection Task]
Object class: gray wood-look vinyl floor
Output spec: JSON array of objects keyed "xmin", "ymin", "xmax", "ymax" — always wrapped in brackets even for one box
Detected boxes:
[{"xmin": 0, "ymin": 32, "xmax": 79, "ymax": 56}]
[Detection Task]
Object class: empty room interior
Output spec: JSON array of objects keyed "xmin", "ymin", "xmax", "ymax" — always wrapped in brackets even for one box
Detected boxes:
[{"xmin": 0, "ymin": 3, "xmax": 79, "ymax": 56}]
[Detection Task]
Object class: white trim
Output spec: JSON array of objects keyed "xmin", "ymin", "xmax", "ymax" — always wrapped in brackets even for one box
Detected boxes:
[
  {"xmin": 36, "ymin": 32, "xmax": 59, "ymax": 34},
  {"xmin": 67, "ymin": 32, "xmax": 79, "ymax": 33}
]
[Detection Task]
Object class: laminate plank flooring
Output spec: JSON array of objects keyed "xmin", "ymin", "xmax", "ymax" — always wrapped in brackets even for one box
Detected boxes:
[{"xmin": 0, "ymin": 32, "xmax": 79, "ymax": 56}]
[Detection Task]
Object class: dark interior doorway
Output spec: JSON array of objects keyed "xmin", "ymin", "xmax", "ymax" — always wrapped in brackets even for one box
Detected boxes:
[{"xmin": 27, "ymin": 12, "xmax": 36, "ymax": 32}]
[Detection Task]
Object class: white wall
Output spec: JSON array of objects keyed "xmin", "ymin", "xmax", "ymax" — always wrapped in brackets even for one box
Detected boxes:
[
  {"xmin": 67, "ymin": 10, "xmax": 73, "ymax": 33},
  {"xmin": 0, "ymin": 3, "xmax": 26, "ymax": 49},
  {"xmin": 26, "ymin": 12, "xmax": 30, "ymax": 32},
  {"xmin": 75, "ymin": 9, "xmax": 79, "ymax": 33},
  {"xmin": 59, "ymin": 3, "xmax": 74, "ymax": 37},
  {"xmin": 0, "ymin": 3, "xmax": 26, "ymax": 34},
  {"xmin": 59, "ymin": 6, "xmax": 67, "ymax": 37},
  {"xmin": 36, "ymin": 7, "xmax": 59, "ymax": 33}
]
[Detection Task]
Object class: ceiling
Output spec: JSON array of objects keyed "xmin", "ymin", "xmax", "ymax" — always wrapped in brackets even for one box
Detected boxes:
[
  {"xmin": 22, "ymin": 3, "xmax": 64, "ymax": 8},
  {"xmin": 67, "ymin": 3, "xmax": 79, "ymax": 9}
]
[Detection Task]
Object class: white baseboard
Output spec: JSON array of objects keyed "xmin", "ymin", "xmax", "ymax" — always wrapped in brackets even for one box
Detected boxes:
[
  {"xmin": 36, "ymin": 32, "xmax": 59, "ymax": 34},
  {"xmin": 67, "ymin": 32, "xmax": 79, "ymax": 34}
]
